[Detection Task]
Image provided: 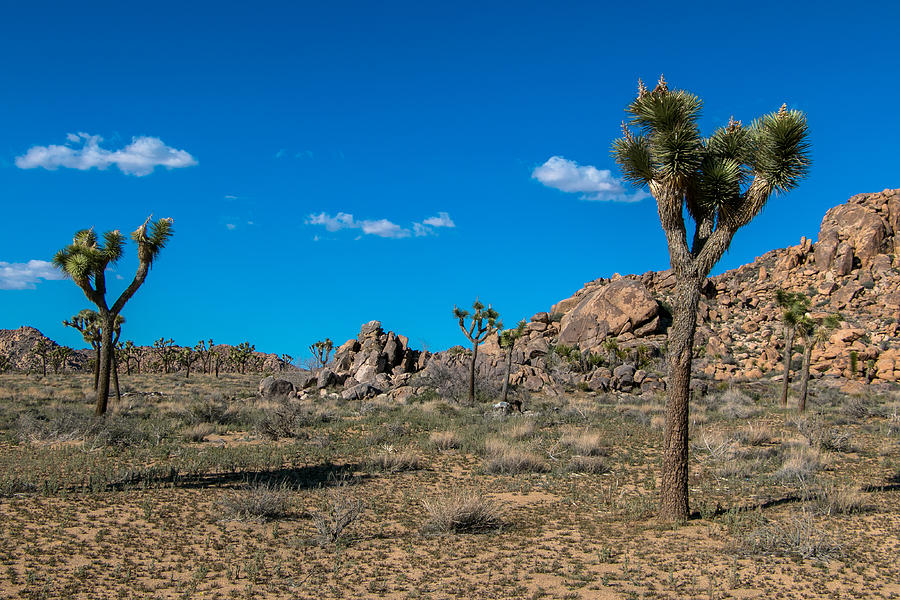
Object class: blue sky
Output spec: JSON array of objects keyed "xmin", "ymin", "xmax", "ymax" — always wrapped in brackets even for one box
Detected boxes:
[{"xmin": 1, "ymin": 1, "xmax": 898, "ymax": 356}]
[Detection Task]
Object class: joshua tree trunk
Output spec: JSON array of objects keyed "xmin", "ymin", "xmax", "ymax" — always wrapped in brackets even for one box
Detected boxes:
[
  {"xmin": 660, "ymin": 275, "xmax": 701, "ymax": 522},
  {"xmin": 93, "ymin": 344, "xmax": 101, "ymax": 391},
  {"xmin": 780, "ymin": 326, "xmax": 794, "ymax": 406},
  {"xmin": 112, "ymin": 349, "xmax": 121, "ymax": 403},
  {"xmin": 501, "ymin": 343, "xmax": 514, "ymax": 403},
  {"xmin": 96, "ymin": 312, "xmax": 115, "ymax": 416},
  {"xmin": 468, "ymin": 342, "xmax": 478, "ymax": 405},
  {"xmin": 798, "ymin": 342, "xmax": 813, "ymax": 413}
]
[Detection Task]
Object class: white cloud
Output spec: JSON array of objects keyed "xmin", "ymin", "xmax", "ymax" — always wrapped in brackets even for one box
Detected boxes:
[
  {"xmin": 15, "ymin": 133, "xmax": 197, "ymax": 176},
  {"xmin": 0, "ymin": 260, "xmax": 66, "ymax": 290},
  {"xmin": 532, "ymin": 156, "xmax": 648, "ymax": 202},
  {"xmin": 225, "ymin": 223, "xmax": 236, "ymax": 230},
  {"xmin": 306, "ymin": 211, "xmax": 455, "ymax": 240}
]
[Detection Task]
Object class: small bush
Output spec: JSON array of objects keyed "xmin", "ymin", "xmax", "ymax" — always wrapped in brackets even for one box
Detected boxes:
[
  {"xmin": 736, "ymin": 424, "xmax": 773, "ymax": 446},
  {"xmin": 422, "ymin": 493, "xmax": 502, "ymax": 533},
  {"xmin": 717, "ymin": 388, "xmax": 757, "ymax": 419},
  {"xmin": 809, "ymin": 483, "xmax": 870, "ymax": 516},
  {"xmin": 255, "ymin": 401, "xmax": 327, "ymax": 439},
  {"xmin": 182, "ymin": 422, "xmax": 215, "ymax": 442},
  {"xmin": 216, "ymin": 483, "xmax": 291, "ymax": 522},
  {"xmin": 774, "ymin": 446, "xmax": 824, "ymax": 484},
  {"xmin": 483, "ymin": 446, "xmax": 548, "ymax": 474},
  {"xmin": 566, "ymin": 456, "xmax": 610, "ymax": 474},
  {"xmin": 311, "ymin": 485, "xmax": 363, "ymax": 545},
  {"xmin": 429, "ymin": 431, "xmax": 461, "ymax": 450},
  {"xmin": 367, "ymin": 449, "xmax": 423, "ymax": 472},
  {"xmin": 505, "ymin": 420, "xmax": 536, "ymax": 440},
  {"xmin": 734, "ymin": 512, "xmax": 840, "ymax": 559},
  {"xmin": 560, "ymin": 430, "xmax": 609, "ymax": 456}
]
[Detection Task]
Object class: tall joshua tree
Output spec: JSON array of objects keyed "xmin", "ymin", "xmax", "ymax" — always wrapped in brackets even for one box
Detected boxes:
[
  {"xmin": 54, "ymin": 217, "xmax": 173, "ymax": 415},
  {"xmin": 612, "ymin": 76, "xmax": 810, "ymax": 521},
  {"xmin": 775, "ymin": 289, "xmax": 810, "ymax": 406},
  {"xmin": 309, "ymin": 339, "xmax": 333, "ymax": 370},
  {"xmin": 796, "ymin": 312, "xmax": 840, "ymax": 413},
  {"xmin": 498, "ymin": 320, "xmax": 526, "ymax": 405},
  {"xmin": 453, "ymin": 299, "xmax": 501, "ymax": 405}
]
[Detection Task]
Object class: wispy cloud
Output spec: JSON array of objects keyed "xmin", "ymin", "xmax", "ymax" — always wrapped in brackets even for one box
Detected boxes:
[
  {"xmin": 15, "ymin": 133, "xmax": 197, "ymax": 176},
  {"xmin": 0, "ymin": 260, "xmax": 65, "ymax": 290},
  {"xmin": 307, "ymin": 211, "xmax": 455, "ymax": 240},
  {"xmin": 532, "ymin": 156, "xmax": 648, "ymax": 202}
]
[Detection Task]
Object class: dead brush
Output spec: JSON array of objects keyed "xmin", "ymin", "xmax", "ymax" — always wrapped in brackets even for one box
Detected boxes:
[
  {"xmin": 734, "ymin": 511, "xmax": 840, "ymax": 559},
  {"xmin": 422, "ymin": 492, "xmax": 502, "ymax": 533},
  {"xmin": 735, "ymin": 424, "xmax": 773, "ymax": 446},
  {"xmin": 559, "ymin": 430, "xmax": 609, "ymax": 457},
  {"xmin": 482, "ymin": 444, "xmax": 548, "ymax": 474},
  {"xmin": 216, "ymin": 482, "xmax": 291, "ymax": 522},
  {"xmin": 310, "ymin": 484, "xmax": 364, "ymax": 545},
  {"xmin": 774, "ymin": 445, "xmax": 825, "ymax": 484},
  {"xmin": 181, "ymin": 422, "xmax": 215, "ymax": 442},
  {"xmin": 428, "ymin": 430, "xmax": 461, "ymax": 450},
  {"xmin": 504, "ymin": 420, "xmax": 536, "ymax": 440},
  {"xmin": 566, "ymin": 456, "xmax": 611, "ymax": 474},
  {"xmin": 692, "ymin": 429, "xmax": 737, "ymax": 460}
]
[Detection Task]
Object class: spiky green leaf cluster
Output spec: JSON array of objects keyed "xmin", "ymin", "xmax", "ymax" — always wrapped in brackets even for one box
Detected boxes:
[{"xmin": 612, "ymin": 78, "xmax": 811, "ymax": 227}]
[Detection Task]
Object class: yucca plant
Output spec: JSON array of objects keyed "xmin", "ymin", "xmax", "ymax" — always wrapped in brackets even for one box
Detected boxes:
[
  {"xmin": 498, "ymin": 320, "xmax": 527, "ymax": 405},
  {"xmin": 453, "ymin": 299, "xmax": 501, "ymax": 405},
  {"xmin": 54, "ymin": 216, "xmax": 173, "ymax": 414},
  {"xmin": 612, "ymin": 76, "xmax": 811, "ymax": 521}
]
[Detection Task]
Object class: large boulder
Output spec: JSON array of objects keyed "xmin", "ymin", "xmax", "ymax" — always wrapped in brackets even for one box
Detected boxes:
[
  {"xmin": 557, "ymin": 279, "xmax": 660, "ymax": 350},
  {"xmin": 815, "ymin": 189, "xmax": 898, "ymax": 272},
  {"xmin": 259, "ymin": 376, "xmax": 294, "ymax": 398}
]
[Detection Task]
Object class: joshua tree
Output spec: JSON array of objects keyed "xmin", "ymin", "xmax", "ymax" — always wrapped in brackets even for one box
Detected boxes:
[
  {"xmin": 63, "ymin": 309, "xmax": 102, "ymax": 389},
  {"xmin": 152, "ymin": 337, "xmax": 177, "ymax": 374},
  {"xmin": 498, "ymin": 320, "xmax": 527, "ymax": 405},
  {"xmin": 54, "ymin": 217, "xmax": 173, "ymax": 415},
  {"xmin": 796, "ymin": 313, "xmax": 841, "ymax": 413},
  {"xmin": 453, "ymin": 299, "xmax": 502, "ymax": 405},
  {"xmin": 49, "ymin": 346, "xmax": 71, "ymax": 374},
  {"xmin": 177, "ymin": 347, "xmax": 198, "ymax": 378},
  {"xmin": 602, "ymin": 337, "xmax": 623, "ymax": 367},
  {"xmin": 119, "ymin": 340, "xmax": 141, "ymax": 375},
  {"xmin": 31, "ymin": 339, "xmax": 50, "ymax": 376},
  {"xmin": 309, "ymin": 339, "xmax": 333, "ymax": 370},
  {"xmin": 611, "ymin": 77, "xmax": 810, "ymax": 521},
  {"xmin": 208, "ymin": 339, "xmax": 222, "ymax": 378},
  {"xmin": 280, "ymin": 353, "xmax": 294, "ymax": 371},
  {"xmin": 230, "ymin": 341, "xmax": 255, "ymax": 374},
  {"xmin": 775, "ymin": 289, "xmax": 809, "ymax": 406}
]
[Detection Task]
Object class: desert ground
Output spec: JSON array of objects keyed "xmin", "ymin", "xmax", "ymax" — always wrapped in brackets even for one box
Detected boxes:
[{"xmin": 0, "ymin": 372, "xmax": 898, "ymax": 600}]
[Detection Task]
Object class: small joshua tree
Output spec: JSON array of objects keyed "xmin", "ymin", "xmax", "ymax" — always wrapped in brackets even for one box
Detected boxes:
[
  {"xmin": 775, "ymin": 289, "xmax": 810, "ymax": 406},
  {"xmin": 63, "ymin": 309, "xmax": 102, "ymax": 389},
  {"xmin": 31, "ymin": 339, "xmax": 50, "ymax": 376},
  {"xmin": 54, "ymin": 216, "xmax": 173, "ymax": 415},
  {"xmin": 796, "ymin": 312, "xmax": 841, "ymax": 413},
  {"xmin": 453, "ymin": 299, "xmax": 501, "ymax": 405},
  {"xmin": 49, "ymin": 346, "xmax": 71, "ymax": 374},
  {"xmin": 498, "ymin": 320, "xmax": 527, "ymax": 406},
  {"xmin": 230, "ymin": 341, "xmax": 255, "ymax": 374},
  {"xmin": 177, "ymin": 346, "xmax": 198, "ymax": 378},
  {"xmin": 280, "ymin": 353, "xmax": 294, "ymax": 371},
  {"xmin": 119, "ymin": 340, "xmax": 141, "ymax": 374},
  {"xmin": 152, "ymin": 337, "xmax": 177, "ymax": 374},
  {"xmin": 309, "ymin": 339, "xmax": 333, "ymax": 370},
  {"xmin": 611, "ymin": 76, "xmax": 810, "ymax": 520},
  {"xmin": 193, "ymin": 340, "xmax": 210, "ymax": 375}
]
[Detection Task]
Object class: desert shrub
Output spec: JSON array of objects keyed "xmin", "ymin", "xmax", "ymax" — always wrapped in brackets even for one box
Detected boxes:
[
  {"xmin": 413, "ymin": 357, "xmax": 502, "ymax": 404},
  {"xmin": 692, "ymin": 429, "xmax": 737, "ymax": 460},
  {"xmin": 422, "ymin": 492, "xmax": 502, "ymax": 533},
  {"xmin": 255, "ymin": 401, "xmax": 328, "ymax": 439},
  {"xmin": 182, "ymin": 422, "xmax": 215, "ymax": 442},
  {"xmin": 716, "ymin": 388, "xmax": 758, "ymax": 419},
  {"xmin": 736, "ymin": 424, "xmax": 773, "ymax": 446},
  {"xmin": 560, "ymin": 430, "xmax": 609, "ymax": 456},
  {"xmin": 809, "ymin": 483, "xmax": 870, "ymax": 516},
  {"xmin": 181, "ymin": 394, "xmax": 233, "ymax": 425},
  {"xmin": 86, "ymin": 414, "xmax": 172, "ymax": 448},
  {"xmin": 733, "ymin": 511, "xmax": 840, "ymax": 559},
  {"xmin": 311, "ymin": 484, "xmax": 363, "ymax": 545},
  {"xmin": 505, "ymin": 420, "xmax": 536, "ymax": 441},
  {"xmin": 216, "ymin": 482, "xmax": 291, "ymax": 522},
  {"xmin": 14, "ymin": 407, "xmax": 91, "ymax": 443},
  {"xmin": 483, "ymin": 444, "xmax": 548, "ymax": 474},
  {"xmin": 821, "ymin": 429, "xmax": 853, "ymax": 452},
  {"xmin": 367, "ymin": 449, "xmax": 423, "ymax": 472},
  {"xmin": 774, "ymin": 446, "xmax": 824, "ymax": 484},
  {"xmin": 845, "ymin": 395, "xmax": 880, "ymax": 420},
  {"xmin": 429, "ymin": 431, "xmax": 461, "ymax": 450},
  {"xmin": 566, "ymin": 456, "xmax": 610, "ymax": 474}
]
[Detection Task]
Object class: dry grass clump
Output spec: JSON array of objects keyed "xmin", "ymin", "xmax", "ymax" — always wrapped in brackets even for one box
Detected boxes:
[
  {"xmin": 560, "ymin": 430, "xmax": 609, "ymax": 456},
  {"xmin": 182, "ymin": 422, "xmax": 215, "ymax": 442},
  {"xmin": 482, "ymin": 439, "xmax": 548, "ymax": 474},
  {"xmin": 734, "ymin": 511, "xmax": 840, "ymax": 559},
  {"xmin": 422, "ymin": 492, "xmax": 502, "ymax": 533},
  {"xmin": 717, "ymin": 388, "xmax": 758, "ymax": 419},
  {"xmin": 429, "ymin": 430, "xmax": 461, "ymax": 450},
  {"xmin": 809, "ymin": 483, "xmax": 870, "ymax": 516},
  {"xmin": 566, "ymin": 456, "xmax": 611, "ymax": 474},
  {"xmin": 216, "ymin": 482, "xmax": 291, "ymax": 522},
  {"xmin": 367, "ymin": 448, "xmax": 423, "ymax": 472},
  {"xmin": 693, "ymin": 429, "xmax": 737, "ymax": 460},
  {"xmin": 504, "ymin": 420, "xmax": 536, "ymax": 440},
  {"xmin": 736, "ymin": 424, "xmax": 773, "ymax": 446},
  {"xmin": 774, "ymin": 445, "xmax": 825, "ymax": 484}
]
